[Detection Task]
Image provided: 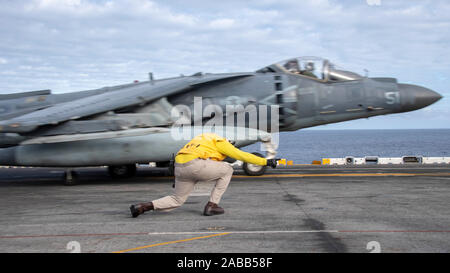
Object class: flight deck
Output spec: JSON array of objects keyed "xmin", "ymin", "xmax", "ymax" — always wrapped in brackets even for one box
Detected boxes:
[{"xmin": 0, "ymin": 164, "xmax": 449, "ymax": 253}]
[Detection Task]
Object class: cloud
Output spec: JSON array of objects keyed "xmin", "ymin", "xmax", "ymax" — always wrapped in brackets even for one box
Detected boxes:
[{"xmin": 208, "ymin": 18, "xmax": 235, "ymax": 29}]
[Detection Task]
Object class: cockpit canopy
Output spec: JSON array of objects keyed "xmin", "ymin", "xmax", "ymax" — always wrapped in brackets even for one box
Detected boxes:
[{"xmin": 258, "ymin": 56, "xmax": 364, "ymax": 82}]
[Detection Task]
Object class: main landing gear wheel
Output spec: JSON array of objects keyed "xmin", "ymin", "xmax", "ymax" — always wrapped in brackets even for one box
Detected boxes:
[
  {"xmin": 168, "ymin": 160, "xmax": 175, "ymax": 176},
  {"xmin": 242, "ymin": 152, "xmax": 267, "ymax": 176},
  {"xmin": 108, "ymin": 164, "xmax": 137, "ymax": 179}
]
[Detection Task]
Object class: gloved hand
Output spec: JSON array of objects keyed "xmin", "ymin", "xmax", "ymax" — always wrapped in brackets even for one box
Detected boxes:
[{"xmin": 266, "ymin": 158, "xmax": 280, "ymax": 168}]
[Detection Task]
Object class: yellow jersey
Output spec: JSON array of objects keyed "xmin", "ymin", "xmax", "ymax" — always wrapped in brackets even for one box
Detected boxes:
[{"xmin": 175, "ymin": 133, "xmax": 267, "ymax": 166}]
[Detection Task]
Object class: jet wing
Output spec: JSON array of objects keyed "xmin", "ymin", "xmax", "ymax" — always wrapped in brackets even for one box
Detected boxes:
[
  {"xmin": 0, "ymin": 73, "xmax": 253, "ymax": 133},
  {"xmin": 20, "ymin": 126, "xmax": 271, "ymax": 146},
  {"xmin": 20, "ymin": 127, "xmax": 171, "ymax": 145}
]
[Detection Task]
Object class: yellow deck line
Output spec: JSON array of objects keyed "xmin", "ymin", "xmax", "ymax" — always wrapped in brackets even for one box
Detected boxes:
[
  {"xmin": 232, "ymin": 172, "xmax": 450, "ymax": 178},
  {"xmin": 147, "ymin": 172, "xmax": 450, "ymax": 180},
  {"xmin": 113, "ymin": 232, "xmax": 230, "ymax": 253}
]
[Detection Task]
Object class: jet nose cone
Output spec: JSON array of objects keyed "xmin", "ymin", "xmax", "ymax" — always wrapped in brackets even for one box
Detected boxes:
[{"xmin": 398, "ymin": 83, "xmax": 442, "ymax": 112}]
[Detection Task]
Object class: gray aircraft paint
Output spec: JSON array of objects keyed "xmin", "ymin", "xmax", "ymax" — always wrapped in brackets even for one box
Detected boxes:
[
  {"xmin": 0, "ymin": 57, "xmax": 442, "ymax": 167},
  {"xmin": 0, "ymin": 126, "xmax": 269, "ymax": 166}
]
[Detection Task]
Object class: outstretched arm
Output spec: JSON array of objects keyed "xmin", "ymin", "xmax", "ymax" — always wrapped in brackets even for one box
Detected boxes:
[{"xmin": 216, "ymin": 140, "xmax": 267, "ymax": 166}]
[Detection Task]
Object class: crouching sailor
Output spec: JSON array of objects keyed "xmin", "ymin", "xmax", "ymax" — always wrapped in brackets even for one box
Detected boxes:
[{"xmin": 130, "ymin": 133, "xmax": 278, "ymax": 217}]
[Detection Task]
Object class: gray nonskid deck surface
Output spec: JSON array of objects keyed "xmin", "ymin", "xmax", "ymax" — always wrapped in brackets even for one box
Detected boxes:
[{"xmin": 0, "ymin": 165, "xmax": 449, "ymax": 253}]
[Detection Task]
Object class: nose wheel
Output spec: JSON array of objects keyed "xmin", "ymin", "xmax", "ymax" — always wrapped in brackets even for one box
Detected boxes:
[
  {"xmin": 242, "ymin": 137, "xmax": 277, "ymax": 176},
  {"xmin": 242, "ymin": 152, "xmax": 267, "ymax": 176}
]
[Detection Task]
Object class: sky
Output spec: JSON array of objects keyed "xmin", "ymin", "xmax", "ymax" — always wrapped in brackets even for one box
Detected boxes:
[{"xmin": 0, "ymin": 0, "xmax": 449, "ymax": 129}]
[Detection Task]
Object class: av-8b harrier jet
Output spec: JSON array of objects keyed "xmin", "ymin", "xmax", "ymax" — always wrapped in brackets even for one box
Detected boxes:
[{"xmin": 0, "ymin": 56, "xmax": 442, "ymax": 184}]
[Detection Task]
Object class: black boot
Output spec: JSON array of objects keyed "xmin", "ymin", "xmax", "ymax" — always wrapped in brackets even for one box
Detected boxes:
[
  {"xmin": 130, "ymin": 202, "xmax": 154, "ymax": 218},
  {"xmin": 203, "ymin": 201, "xmax": 225, "ymax": 216}
]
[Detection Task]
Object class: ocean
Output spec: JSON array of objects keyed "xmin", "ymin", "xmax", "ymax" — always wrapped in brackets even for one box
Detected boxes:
[{"xmin": 243, "ymin": 129, "xmax": 450, "ymax": 164}]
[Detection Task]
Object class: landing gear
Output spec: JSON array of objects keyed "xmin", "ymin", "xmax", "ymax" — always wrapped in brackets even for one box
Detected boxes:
[
  {"xmin": 64, "ymin": 169, "xmax": 78, "ymax": 186},
  {"xmin": 168, "ymin": 159, "xmax": 175, "ymax": 176},
  {"xmin": 156, "ymin": 161, "xmax": 175, "ymax": 176},
  {"xmin": 242, "ymin": 152, "xmax": 267, "ymax": 176},
  {"xmin": 108, "ymin": 164, "xmax": 137, "ymax": 179}
]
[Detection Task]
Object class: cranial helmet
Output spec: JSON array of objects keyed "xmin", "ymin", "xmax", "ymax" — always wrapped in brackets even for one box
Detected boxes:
[{"xmin": 305, "ymin": 62, "xmax": 315, "ymax": 71}]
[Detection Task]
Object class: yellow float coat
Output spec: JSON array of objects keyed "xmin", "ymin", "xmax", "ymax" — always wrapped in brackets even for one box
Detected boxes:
[{"xmin": 175, "ymin": 133, "xmax": 267, "ymax": 166}]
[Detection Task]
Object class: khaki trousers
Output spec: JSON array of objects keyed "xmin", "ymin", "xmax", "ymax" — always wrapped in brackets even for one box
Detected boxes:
[{"xmin": 152, "ymin": 159, "xmax": 234, "ymax": 211}]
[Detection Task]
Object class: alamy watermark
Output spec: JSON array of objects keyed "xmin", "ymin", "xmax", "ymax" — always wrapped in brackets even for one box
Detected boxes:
[
  {"xmin": 66, "ymin": 241, "xmax": 81, "ymax": 253},
  {"xmin": 169, "ymin": 96, "xmax": 280, "ymax": 150},
  {"xmin": 366, "ymin": 241, "xmax": 381, "ymax": 253}
]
